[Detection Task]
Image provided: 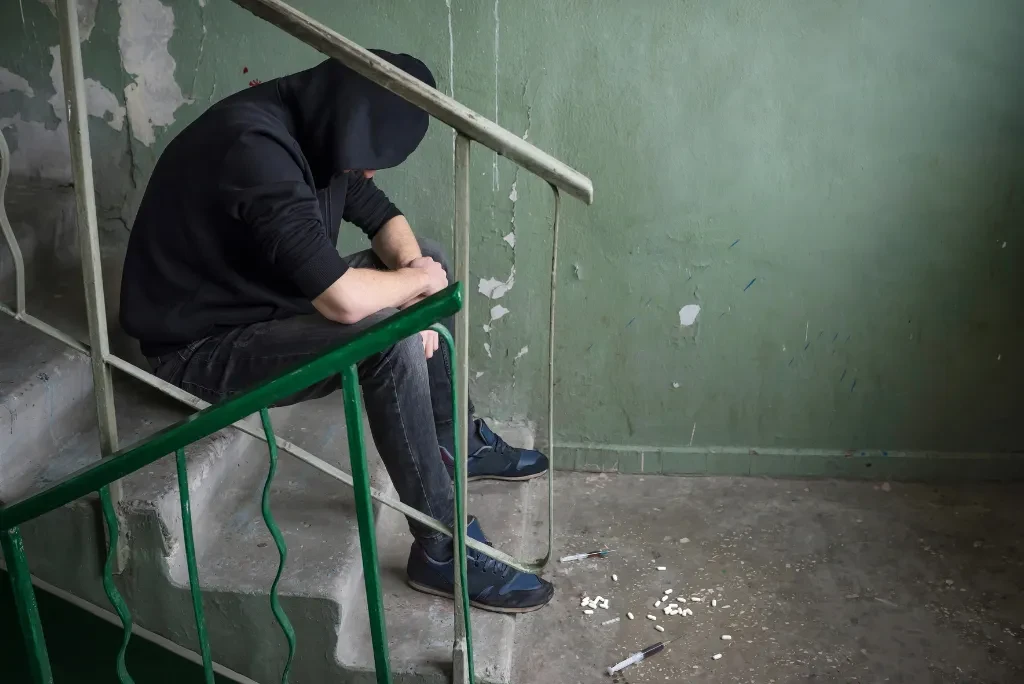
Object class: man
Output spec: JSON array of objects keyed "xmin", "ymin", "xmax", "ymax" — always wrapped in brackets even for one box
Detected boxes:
[{"xmin": 119, "ymin": 50, "xmax": 553, "ymax": 613}]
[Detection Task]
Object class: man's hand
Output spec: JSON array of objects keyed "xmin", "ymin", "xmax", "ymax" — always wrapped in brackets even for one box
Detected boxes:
[
  {"xmin": 407, "ymin": 256, "xmax": 448, "ymax": 297},
  {"xmin": 419, "ymin": 329, "xmax": 439, "ymax": 359}
]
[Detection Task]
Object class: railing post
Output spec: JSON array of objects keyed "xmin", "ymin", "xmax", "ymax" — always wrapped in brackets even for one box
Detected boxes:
[
  {"xmin": 54, "ymin": 0, "xmax": 126, "ymax": 571},
  {"xmin": 340, "ymin": 366, "xmax": 392, "ymax": 684},
  {"xmin": 1, "ymin": 528, "xmax": 54, "ymax": 684},
  {"xmin": 452, "ymin": 133, "xmax": 472, "ymax": 684}
]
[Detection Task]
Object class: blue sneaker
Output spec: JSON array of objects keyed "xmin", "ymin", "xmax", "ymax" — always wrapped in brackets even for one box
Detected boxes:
[
  {"xmin": 440, "ymin": 420, "xmax": 549, "ymax": 482},
  {"xmin": 407, "ymin": 518, "xmax": 555, "ymax": 614}
]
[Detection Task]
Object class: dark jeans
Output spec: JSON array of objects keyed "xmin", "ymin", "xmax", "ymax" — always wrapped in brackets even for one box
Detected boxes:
[{"xmin": 148, "ymin": 239, "xmax": 468, "ymax": 543}]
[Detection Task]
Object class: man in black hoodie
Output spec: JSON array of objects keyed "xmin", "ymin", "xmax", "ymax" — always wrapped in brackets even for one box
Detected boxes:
[{"xmin": 120, "ymin": 51, "xmax": 553, "ymax": 613}]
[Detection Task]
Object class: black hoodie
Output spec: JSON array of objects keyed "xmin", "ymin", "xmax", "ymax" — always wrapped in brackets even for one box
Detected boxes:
[{"xmin": 120, "ymin": 50, "xmax": 435, "ymax": 357}]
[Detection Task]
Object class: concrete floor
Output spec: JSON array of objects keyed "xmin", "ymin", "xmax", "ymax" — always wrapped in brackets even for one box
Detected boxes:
[{"xmin": 511, "ymin": 473, "xmax": 1024, "ymax": 683}]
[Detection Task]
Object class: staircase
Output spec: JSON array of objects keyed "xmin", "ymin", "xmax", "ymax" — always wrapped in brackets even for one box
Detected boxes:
[{"xmin": 0, "ymin": 177, "xmax": 544, "ymax": 683}]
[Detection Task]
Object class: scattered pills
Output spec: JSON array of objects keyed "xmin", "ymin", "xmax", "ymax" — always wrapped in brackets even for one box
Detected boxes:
[
  {"xmin": 612, "ymin": 574, "xmax": 618, "ymax": 582},
  {"xmin": 583, "ymin": 609, "xmax": 594, "ymax": 615},
  {"xmin": 656, "ymin": 566, "xmax": 667, "ymax": 571},
  {"xmin": 627, "ymin": 612, "xmax": 635, "ymax": 620},
  {"xmin": 712, "ymin": 653, "xmax": 723, "ymax": 660},
  {"xmin": 655, "ymin": 625, "xmax": 665, "ymax": 632},
  {"xmin": 712, "ymin": 599, "xmax": 717, "ymax": 607},
  {"xmin": 646, "ymin": 614, "xmax": 657, "ymax": 621},
  {"xmin": 721, "ymin": 635, "xmax": 732, "ymax": 640}
]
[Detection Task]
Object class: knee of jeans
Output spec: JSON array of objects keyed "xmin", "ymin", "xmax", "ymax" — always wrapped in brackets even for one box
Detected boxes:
[{"xmin": 418, "ymin": 237, "xmax": 452, "ymax": 277}]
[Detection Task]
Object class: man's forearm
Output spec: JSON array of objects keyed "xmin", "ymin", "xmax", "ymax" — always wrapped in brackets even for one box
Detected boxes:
[
  {"xmin": 372, "ymin": 215, "xmax": 422, "ymax": 270},
  {"xmin": 312, "ymin": 267, "xmax": 427, "ymax": 324}
]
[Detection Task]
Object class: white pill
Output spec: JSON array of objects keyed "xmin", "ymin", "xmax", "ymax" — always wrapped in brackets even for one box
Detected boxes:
[
  {"xmin": 721, "ymin": 635, "xmax": 732, "ymax": 640},
  {"xmin": 595, "ymin": 595, "xmax": 604, "ymax": 602},
  {"xmin": 627, "ymin": 612, "xmax": 635, "ymax": 620},
  {"xmin": 690, "ymin": 597, "xmax": 702, "ymax": 602},
  {"xmin": 612, "ymin": 574, "xmax": 618, "ymax": 582},
  {"xmin": 584, "ymin": 609, "xmax": 594, "ymax": 615},
  {"xmin": 580, "ymin": 597, "xmax": 590, "ymax": 607},
  {"xmin": 712, "ymin": 599, "xmax": 717, "ymax": 607},
  {"xmin": 655, "ymin": 600, "xmax": 662, "ymax": 608},
  {"xmin": 646, "ymin": 614, "xmax": 657, "ymax": 621},
  {"xmin": 655, "ymin": 625, "xmax": 665, "ymax": 632},
  {"xmin": 664, "ymin": 589, "xmax": 673, "ymax": 595},
  {"xmin": 712, "ymin": 653, "xmax": 723, "ymax": 660},
  {"xmin": 600, "ymin": 600, "xmax": 610, "ymax": 609},
  {"xmin": 657, "ymin": 566, "xmax": 667, "ymax": 571},
  {"xmin": 682, "ymin": 608, "xmax": 693, "ymax": 616}
]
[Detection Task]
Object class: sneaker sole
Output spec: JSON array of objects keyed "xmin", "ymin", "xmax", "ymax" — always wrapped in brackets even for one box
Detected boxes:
[
  {"xmin": 464, "ymin": 469, "xmax": 549, "ymax": 482},
  {"xmin": 407, "ymin": 580, "xmax": 552, "ymax": 614}
]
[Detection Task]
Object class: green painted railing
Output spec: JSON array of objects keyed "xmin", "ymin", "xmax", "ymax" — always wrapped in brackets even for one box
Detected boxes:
[{"xmin": 0, "ymin": 283, "xmax": 472, "ymax": 684}]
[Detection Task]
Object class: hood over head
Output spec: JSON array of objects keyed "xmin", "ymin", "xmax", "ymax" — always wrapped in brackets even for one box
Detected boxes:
[{"xmin": 278, "ymin": 49, "xmax": 435, "ymax": 186}]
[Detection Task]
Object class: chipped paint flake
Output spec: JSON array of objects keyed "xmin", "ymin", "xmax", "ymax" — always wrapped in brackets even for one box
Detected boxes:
[
  {"xmin": 503, "ymin": 231, "xmax": 516, "ymax": 249},
  {"xmin": 119, "ymin": 0, "xmax": 192, "ymax": 146},
  {"xmin": 482, "ymin": 324, "xmax": 491, "ymax": 333},
  {"xmin": 514, "ymin": 346, "xmax": 529, "ymax": 360},
  {"xmin": 0, "ymin": 68, "xmax": 35, "ymax": 97},
  {"xmin": 489, "ymin": 304, "xmax": 510, "ymax": 322},
  {"xmin": 483, "ymin": 342, "xmax": 492, "ymax": 358},
  {"xmin": 474, "ymin": 371, "xmax": 484, "ymax": 379},
  {"xmin": 478, "ymin": 266, "xmax": 515, "ymax": 299},
  {"xmin": 678, "ymin": 304, "xmax": 701, "ymax": 327},
  {"xmin": 509, "ymin": 181, "xmax": 518, "ymax": 202}
]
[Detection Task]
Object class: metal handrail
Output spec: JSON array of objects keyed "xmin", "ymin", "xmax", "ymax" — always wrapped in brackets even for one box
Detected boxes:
[{"xmin": 230, "ymin": 0, "xmax": 594, "ymax": 205}]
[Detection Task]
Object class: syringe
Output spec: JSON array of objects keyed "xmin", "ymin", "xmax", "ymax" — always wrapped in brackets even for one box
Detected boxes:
[
  {"xmin": 559, "ymin": 549, "xmax": 612, "ymax": 562},
  {"xmin": 607, "ymin": 637, "xmax": 677, "ymax": 675}
]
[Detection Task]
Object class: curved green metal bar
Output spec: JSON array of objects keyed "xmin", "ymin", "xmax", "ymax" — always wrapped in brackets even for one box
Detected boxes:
[
  {"xmin": 431, "ymin": 324, "xmax": 474, "ymax": 683},
  {"xmin": 97, "ymin": 485, "xmax": 136, "ymax": 684},
  {"xmin": 175, "ymin": 448, "xmax": 215, "ymax": 682},
  {"xmin": 259, "ymin": 409, "xmax": 297, "ymax": 682}
]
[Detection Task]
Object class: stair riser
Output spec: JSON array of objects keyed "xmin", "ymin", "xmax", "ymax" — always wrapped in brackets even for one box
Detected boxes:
[{"xmin": 0, "ymin": 351, "xmax": 94, "ymax": 499}]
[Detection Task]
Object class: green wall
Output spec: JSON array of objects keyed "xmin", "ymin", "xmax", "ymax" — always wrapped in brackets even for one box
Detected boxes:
[{"xmin": 2, "ymin": 1, "xmax": 1022, "ymax": 469}]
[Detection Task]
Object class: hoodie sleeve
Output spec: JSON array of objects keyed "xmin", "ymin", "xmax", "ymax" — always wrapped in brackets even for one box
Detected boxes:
[
  {"xmin": 342, "ymin": 173, "xmax": 403, "ymax": 240},
  {"xmin": 220, "ymin": 132, "xmax": 349, "ymax": 299}
]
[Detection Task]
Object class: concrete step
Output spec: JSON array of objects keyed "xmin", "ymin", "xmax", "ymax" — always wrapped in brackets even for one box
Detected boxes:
[{"xmin": 0, "ymin": 314, "xmax": 94, "ymax": 503}]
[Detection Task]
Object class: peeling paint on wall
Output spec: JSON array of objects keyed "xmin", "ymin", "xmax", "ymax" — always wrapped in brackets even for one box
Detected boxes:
[
  {"xmin": 514, "ymin": 345, "xmax": 528, "ymax": 361},
  {"xmin": 36, "ymin": 0, "xmax": 99, "ymax": 41},
  {"xmin": 489, "ymin": 304, "xmax": 509, "ymax": 322},
  {"xmin": 0, "ymin": 68, "xmax": 35, "ymax": 97},
  {"xmin": 118, "ymin": 0, "xmax": 191, "ymax": 146},
  {"xmin": 478, "ymin": 266, "xmax": 515, "ymax": 299},
  {"xmin": 48, "ymin": 47, "xmax": 125, "ymax": 131},
  {"xmin": 0, "ymin": 48, "xmax": 125, "ymax": 180},
  {"xmin": 679, "ymin": 304, "xmax": 701, "ymax": 327},
  {"xmin": 502, "ymin": 231, "xmax": 515, "ymax": 248}
]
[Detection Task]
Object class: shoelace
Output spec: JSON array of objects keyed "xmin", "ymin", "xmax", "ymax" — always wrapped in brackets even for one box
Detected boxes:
[
  {"xmin": 468, "ymin": 543, "xmax": 511, "ymax": 576},
  {"xmin": 481, "ymin": 430, "xmax": 517, "ymax": 458}
]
